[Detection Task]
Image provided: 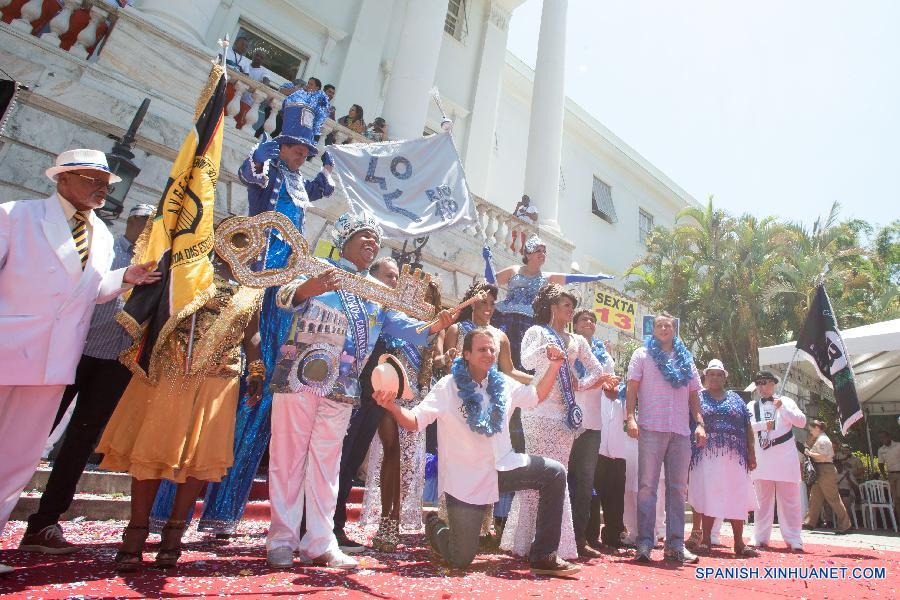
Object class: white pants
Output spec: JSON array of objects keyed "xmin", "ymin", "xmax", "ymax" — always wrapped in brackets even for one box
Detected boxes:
[
  {"xmin": 752, "ymin": 479, "xmax": 803, "ymax": 547},
  {"xmin": 267, "ymin": 391, "xmax": 353, "ymax": 559},
  {"xmin": 0, "ymin": 385, "xmax": 66, "ymax": 532}
]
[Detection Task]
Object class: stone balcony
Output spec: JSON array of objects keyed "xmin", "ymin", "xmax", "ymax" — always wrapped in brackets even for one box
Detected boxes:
[{"xmin": 0, "ymin": 0, "xmax": 575, "ymax": 302}]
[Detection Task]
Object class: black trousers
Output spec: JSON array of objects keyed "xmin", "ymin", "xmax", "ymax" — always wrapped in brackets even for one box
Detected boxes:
[
  {"xmin": 332, "ymin": 392, "xmax": 385, "ymax": 533},
  {"xmin": 26, "ymin": 355, "xmax": 132, "ymax": 533},
  {"xmin": 586, "ymin": 453, "xmax": 626, "ymax": 545}
]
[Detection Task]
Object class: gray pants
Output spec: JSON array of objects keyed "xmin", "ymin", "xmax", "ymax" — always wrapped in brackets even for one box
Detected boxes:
[
  {"xmin": 429, "ymin": 455, "xmax": 566, "ymax": 568},
  {"xmin": 567, "ymin": 429, "xmax": 601, "ymax": 546}
]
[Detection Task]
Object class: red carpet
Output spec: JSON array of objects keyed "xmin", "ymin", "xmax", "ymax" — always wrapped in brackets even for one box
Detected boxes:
[{"xmin": 0, "ymin": 520, "xmax": 895, "ymax": 599}]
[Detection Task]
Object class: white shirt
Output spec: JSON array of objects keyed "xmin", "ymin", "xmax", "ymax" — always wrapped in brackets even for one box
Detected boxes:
[
  {"xmin": 878, "ymin": 441, "xmax": 900, "ymax": 472},
  {"xmin": 809, "ymin": 433, "xmax": 835, "ymax": 462},
  {"xmin": 577, "ymin": 354, "xmax": 615, "ymax": 430},
  {"xmin": 748, "ymin": 395, "xmax": 807, "ymax": 482},
  {"xmin": 515, "ymin": 204, "xmax": 537, "ymax": 222},
  {"xmin": 598, "ymin": 392, "xmax": 627, "ymax": 459},
  {"xmin": 412, "ymin": 372, "xmax": 538, "ymax": 505},
  {"xmin": 225, "ymin": 48, "xmax": 250, "ymax": 74}
]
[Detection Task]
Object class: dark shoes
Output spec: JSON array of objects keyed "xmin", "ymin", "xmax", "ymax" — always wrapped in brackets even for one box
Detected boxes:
[
  {"xmin": 530, "ymin": 553, "xmax": 581, "ymax": 577},
  {"xmin": 19, "ymin": 524, "xmax": 77, "ymax": 555},
  {"xmin": 335, "ymin": 529, "xmax": 365, "ymax": 554},
  {"xmin": 576, "ymin": 543, "xmax": 602, "ymax": 558},
  {"xmin": 634, "ymin": 545, "xmax": 653, "ymax": 562}
]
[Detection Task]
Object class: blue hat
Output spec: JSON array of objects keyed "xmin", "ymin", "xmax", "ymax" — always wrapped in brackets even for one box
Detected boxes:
[{"xmin": 277, "ymin": 89, "xmax": 330, "ymax": 155}]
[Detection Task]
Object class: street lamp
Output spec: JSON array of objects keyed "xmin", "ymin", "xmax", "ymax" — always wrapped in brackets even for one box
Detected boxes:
[
  {"xmin": 97, "ymin": 98, "xmax": 150, "ymax": 222},
  {"xmin": 391, "ymin": 236, "xmax": 429, "ymax": 271}
]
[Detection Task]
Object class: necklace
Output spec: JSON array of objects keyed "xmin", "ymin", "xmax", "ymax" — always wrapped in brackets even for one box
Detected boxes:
[
  {"xmin": 452, "ymin": 357, "xmax": 506, "ymax": 437},
  {"xmin": 645, "ymin": 335, "xmax": 695, "ymax": 388}
]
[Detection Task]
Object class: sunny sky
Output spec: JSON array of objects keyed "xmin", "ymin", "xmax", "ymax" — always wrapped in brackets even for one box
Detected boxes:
[{"xmin": 506, "ymin": 0, "xmax": 900, "ymax": 229}]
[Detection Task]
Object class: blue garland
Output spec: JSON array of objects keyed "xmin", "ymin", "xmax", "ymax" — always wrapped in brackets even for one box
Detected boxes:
[
  {"xmin": 645, "ymin": 335, "xmax": 695, "ymax": 388},
  {"xmin": 451, "ymin": 357, "xmax": 506, "ymax": 437}
]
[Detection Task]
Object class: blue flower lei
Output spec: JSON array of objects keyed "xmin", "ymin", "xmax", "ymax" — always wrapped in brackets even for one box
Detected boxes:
[
  {"xmin": 645, "ymin": 335, "xmax": 695, "ymax": 388},
  {"xmin": 590, "ymin": 337, "xmax": 611, "ymax": 365},
  {"xmin": 451, "ymin": 357, "xmax": 506, "ymax": 437}
]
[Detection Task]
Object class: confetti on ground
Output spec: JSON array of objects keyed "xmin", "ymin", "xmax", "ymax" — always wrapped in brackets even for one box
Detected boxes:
[{"xmin": 0, "ymin": 520, "xmax": 897, "ymax": 599}]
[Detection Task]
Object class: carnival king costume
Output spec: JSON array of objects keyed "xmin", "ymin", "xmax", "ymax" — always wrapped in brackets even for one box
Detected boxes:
[
  {"xmin": 747, "ymin": 371, "xmax": 807, "ymax": 550},
  {"xmin": 265, "ymin": 212, "xmax": 435, "ymax": 565}
]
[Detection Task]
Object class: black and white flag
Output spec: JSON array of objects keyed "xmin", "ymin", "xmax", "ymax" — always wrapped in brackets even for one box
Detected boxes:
[{"xmin": 795, "ymin": 284, "xmax": 864, "ymax": 434}]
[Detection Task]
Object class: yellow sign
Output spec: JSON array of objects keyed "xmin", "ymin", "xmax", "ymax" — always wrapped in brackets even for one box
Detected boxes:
[
  {"xmin": 592, "ymin": 289, "xmax": 636, "ymax": 333},
  {"xmin": 314, "ymin": 238, "xmax": 340, "ymax": 260}
]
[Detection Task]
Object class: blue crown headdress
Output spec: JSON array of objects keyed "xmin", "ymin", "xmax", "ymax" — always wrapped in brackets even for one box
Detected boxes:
[
  {"xmin": 276, "ymin": 89, "xmax": 329, "ymax": 155},
  {"xmin": 332, "ymin": 211, "xmax": 384, "ymax": 250}
]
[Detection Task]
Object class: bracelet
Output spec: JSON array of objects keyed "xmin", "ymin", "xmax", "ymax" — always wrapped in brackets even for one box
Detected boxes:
[{"xmin": 247, "ymin": 359, "xmax": 266, "ymax": 378}]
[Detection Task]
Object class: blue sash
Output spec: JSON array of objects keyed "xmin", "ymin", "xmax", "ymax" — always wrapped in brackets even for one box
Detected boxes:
[
  {"xmin": 543, "ymin": 326, "xmax": 582, "ymax": 430},
  {"xmin": 336, "ymin": 289, "xmax": 370, "ymax": 371},
  {"xmin": 387, "ymin": 335, "xmax": 422, "ymax": 373}
]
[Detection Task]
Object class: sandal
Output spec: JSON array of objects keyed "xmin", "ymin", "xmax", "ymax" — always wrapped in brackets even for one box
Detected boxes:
[
  {"xmin": 686, "ymin": 530, "xmax": 702, "ymax": 550},
  {"xmin": 734, "ymin": 545, "xmax": 760, "ymax": 558},
  {"xmin": 372, "ymin": 517, "xmax": 398, "ymax": 552},
  {"xmin": 696, "ymin": 542, "xmax": 711, "ymax": 554},
  {"xmin": 155, "ymin": 520, "xmax": 188, "ymax": 569},
  {"xmin": 114, "ymin": 525, "xmax": 149, "ymax": 572}
]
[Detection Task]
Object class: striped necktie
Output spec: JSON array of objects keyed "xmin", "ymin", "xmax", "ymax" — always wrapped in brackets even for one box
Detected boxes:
[{"xmin": 71, "ymin": 212, "xmax": 89, "ymax": 270}]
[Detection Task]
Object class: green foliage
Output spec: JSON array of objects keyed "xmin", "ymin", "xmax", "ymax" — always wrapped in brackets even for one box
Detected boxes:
[{"xmin": 625, "ymin": 200, "xmax": 899, "ymax": 391}]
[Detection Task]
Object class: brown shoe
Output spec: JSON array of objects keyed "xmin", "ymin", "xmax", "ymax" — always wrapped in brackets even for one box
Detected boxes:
[
  {"xmin": 530, "ymin": 553, "xmax": 581, "ymax": 577},
  {"xmin": 19, "ymin": 524, "xmax": 77, "ymax": 555},
  {"xmin": 577, "ymin": 543, "xmax": 602, "ymax": 558}
]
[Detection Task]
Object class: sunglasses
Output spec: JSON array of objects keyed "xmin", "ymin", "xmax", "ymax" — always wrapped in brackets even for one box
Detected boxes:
[{"xmin": 69, "ymin": 172, "xmax": 114, "ymax": 191}]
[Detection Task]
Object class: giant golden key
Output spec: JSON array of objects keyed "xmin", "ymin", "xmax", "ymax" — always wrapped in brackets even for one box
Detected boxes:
[{"xmin": 214, "ymin": 212, "xmax": 437, "ymax": 321}]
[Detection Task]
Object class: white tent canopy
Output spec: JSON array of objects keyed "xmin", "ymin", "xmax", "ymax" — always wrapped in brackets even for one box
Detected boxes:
[{"xmin": 758, "ymin": 318, "xmax": 900, "ymax": 415}]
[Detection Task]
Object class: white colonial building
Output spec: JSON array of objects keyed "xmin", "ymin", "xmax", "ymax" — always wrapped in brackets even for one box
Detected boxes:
[{"xmin": 0, "ymin": 0, "xmax": 697, "ymax": 345}]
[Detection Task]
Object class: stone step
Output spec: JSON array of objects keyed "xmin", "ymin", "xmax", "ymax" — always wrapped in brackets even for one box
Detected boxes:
[
  {"xmin": 11, "ymin": 493, "xmax": 363, "ymax": 524},
  {"xmin": 25, "ymin": 468, "xmax": 366, "ymax": 505}
]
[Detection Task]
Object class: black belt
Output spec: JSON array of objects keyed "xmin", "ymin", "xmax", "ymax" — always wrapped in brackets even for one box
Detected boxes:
[{"xmin": 766, "ymin": 430, "xmax": 794, "ymax": 448}]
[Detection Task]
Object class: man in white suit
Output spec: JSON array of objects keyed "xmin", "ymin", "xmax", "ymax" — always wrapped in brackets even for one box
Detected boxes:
[
  {"xmin": 0, "ymin": 149, "xmax": 160, "ymax": 573},
  {"xmin": 747, "ymin": 370, "xmax": 808, "ymax": 552}
]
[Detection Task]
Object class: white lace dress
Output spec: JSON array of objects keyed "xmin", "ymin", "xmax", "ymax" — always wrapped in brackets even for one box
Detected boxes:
[
  {"xmin": 360, "ymin": 344, "xmax": 428, "ymax": 533},
  {"xmin": 500, "ymin": 326, "xmax": 603, "ymax": 559}
]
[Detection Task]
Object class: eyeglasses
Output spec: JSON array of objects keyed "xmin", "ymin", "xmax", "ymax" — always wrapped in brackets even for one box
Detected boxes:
[
  {"xmin": 69, "ymin": 172, "xmax": 114, "ymax": 191},
  {"xmin": 754, "ymin": 380, "xmax": 775, "ymax": 385}
]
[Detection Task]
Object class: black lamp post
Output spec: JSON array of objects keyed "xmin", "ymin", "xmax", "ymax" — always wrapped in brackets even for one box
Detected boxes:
[
  {"xmin": 97, "ymin": 98, "xmax": 150, "ymax": 223},
  {"xmin": 391, "ymin": 236, "xmax": 429, "ymax": 271}
]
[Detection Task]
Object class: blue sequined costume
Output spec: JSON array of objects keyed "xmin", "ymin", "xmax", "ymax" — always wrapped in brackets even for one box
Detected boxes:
[{"xmin": 149, "ymin": 150, "xmax": 334, "ymax": 533}]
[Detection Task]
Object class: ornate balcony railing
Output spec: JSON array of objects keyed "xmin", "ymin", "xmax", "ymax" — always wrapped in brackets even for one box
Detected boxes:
[{"xmin": 1, "ymin": 0, "xmax": 115, "ymax": 59}]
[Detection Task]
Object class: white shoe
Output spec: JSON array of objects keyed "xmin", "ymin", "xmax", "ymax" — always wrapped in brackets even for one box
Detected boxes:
[
  {"xmin": 267, "ymin": 546, "xmax": 294, "ymax": 568},
  {"xmin": 0, "ymin": 563, "xmax": 12, "ymax": 574},
  {"xmin": 789, "ymin": 544, "xmax": 804, "ymax": 553},
  {"xmin": 310, "ymin": 548, "xmax": 358, "ymax": 569}
]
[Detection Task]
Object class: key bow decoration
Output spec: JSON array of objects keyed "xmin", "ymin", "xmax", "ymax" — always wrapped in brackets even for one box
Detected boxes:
[{"xmin": 214, "ymin": 212, "xmax": 437, "ymax": 321}]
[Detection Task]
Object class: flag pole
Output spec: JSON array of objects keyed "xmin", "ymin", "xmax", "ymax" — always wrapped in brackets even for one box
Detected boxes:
[{"xmin": 185, "ymin": 36, "xmax": 229, "ymax": 377}]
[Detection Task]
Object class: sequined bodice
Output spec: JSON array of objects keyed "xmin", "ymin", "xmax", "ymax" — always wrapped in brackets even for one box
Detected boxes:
[{"xmin": 495, "ymin": 272, "xmax": 547, "ymax": 316}]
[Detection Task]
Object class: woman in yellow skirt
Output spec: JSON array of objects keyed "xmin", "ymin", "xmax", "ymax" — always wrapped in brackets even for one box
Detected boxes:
[{"xmin": 97, "ymin": 264, "xmax": 263, "ymax": 571}]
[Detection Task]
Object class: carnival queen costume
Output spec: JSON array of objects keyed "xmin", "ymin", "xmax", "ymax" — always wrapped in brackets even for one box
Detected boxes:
[{"xmin": 500, "ymin": 294, "xmax": 603, "ymax": 560}]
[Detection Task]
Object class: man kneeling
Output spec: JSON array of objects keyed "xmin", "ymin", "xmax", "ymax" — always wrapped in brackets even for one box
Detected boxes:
[{"xmin": 372, "ymin": 327, "xmax": 579, "ymax": 577}]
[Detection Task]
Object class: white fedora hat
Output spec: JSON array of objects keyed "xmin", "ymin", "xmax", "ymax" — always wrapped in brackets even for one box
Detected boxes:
[
  {"xmin": 703, "ymin": 358, "xmax": 729, "ymax": 377},
  {"xmin": 371, "ymin": 354, "xmax": 414, "ymax": 401},
  {"xmin": 45, "ymin": 149, "xmax": 121, "ymax": 183}
]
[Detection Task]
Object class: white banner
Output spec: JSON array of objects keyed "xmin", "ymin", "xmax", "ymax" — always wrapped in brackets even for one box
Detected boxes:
[{"xmin": 328, "ymin": 132, "xmax": 475, "ymax": 238}]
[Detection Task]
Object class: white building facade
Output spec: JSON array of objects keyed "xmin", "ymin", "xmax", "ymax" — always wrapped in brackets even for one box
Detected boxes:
[{"xmin": 0, "ymin": 0, "xmax": 696, "ymax": 342}]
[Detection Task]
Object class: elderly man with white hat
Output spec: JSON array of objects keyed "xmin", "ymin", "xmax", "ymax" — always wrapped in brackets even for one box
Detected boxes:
[
  {"xmin": 0, "ymin": 150, "xmax": 159, "ymax": 573},
  {"xmin": 19, "ymin": 203, "xmax": 157, "ymax": 556}
]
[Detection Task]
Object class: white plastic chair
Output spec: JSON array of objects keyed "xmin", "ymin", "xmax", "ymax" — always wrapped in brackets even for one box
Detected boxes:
[{"xmin": 859, "ymin": 480, "xmax": 898, "ymax": 532}]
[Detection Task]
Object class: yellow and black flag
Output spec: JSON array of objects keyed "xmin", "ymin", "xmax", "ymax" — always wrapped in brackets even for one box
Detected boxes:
[{"xmin": 119, "ymin": 64, "xmax": 227, "ymax": 382}]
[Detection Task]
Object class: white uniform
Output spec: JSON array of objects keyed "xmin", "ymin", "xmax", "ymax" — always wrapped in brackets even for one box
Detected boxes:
[
  {"xmin": 747, "ymin": 396, "xmax": 807, "ymax": 548},
  {"xmin": 0, "ymin": 194, "xmax": 125, "ymax": 532}
]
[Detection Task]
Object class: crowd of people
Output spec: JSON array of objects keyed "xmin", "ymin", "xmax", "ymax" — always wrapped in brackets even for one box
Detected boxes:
[
  {"xmin": 1, "ymin": 85, "xmax": 898, "ymax": 582},
  {"xmin": 223, "ymin": 37, "xmax": 390, "ymax": 145}
]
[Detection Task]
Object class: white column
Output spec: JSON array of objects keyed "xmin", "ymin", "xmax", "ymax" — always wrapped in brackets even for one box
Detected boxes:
[
  {"xmin": 463, "ymin": 2, "xmax": 512, "ymax": 198},
  {"xmin": 523, "ymin": 0, "xmax": 567, "ymax": 230},
  {"xmin": 380, "ymin": 0, "xmax": 448, "ymax": 140},
  {"xmin": 335, "ymin": 0, "xmax": 395, "ymax": 120},
  {"xmin": 134, "ymin": 0, "xmax": 221, "ymax": 46}
]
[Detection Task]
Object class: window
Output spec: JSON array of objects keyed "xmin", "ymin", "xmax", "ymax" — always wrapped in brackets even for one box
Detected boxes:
[
  {"xmin": 639, "ymin": 209, "xmax": 654, "ymax": 244},
  {"xmin": 234, "ymin": 22, "xmax": 309, "ymax": 85},
  {"xmin": 445, "ymin": 0, "xmax": 468, "ymax": 40},
  {"xmin": 591, "ymin": 177, "xmax": 616, "ymax": 223}
]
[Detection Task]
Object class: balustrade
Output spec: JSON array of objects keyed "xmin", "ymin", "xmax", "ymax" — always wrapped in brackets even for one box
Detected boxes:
[{"xmin": 2, "ymin": 0, "xmax": 114, "ymax": 59}]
